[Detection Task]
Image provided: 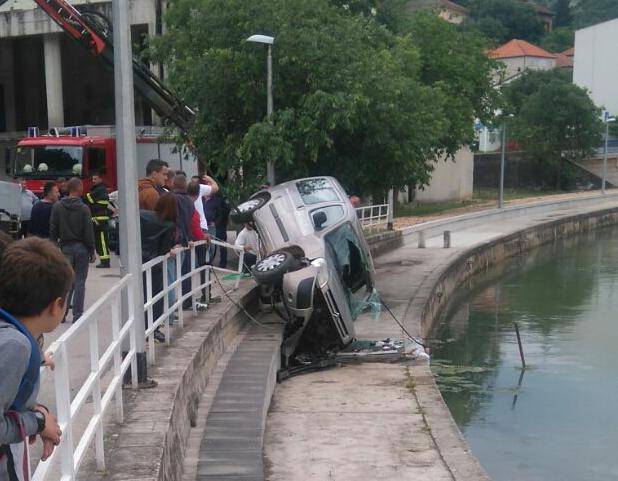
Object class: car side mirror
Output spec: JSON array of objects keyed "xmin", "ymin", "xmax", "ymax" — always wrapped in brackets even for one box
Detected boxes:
[{"xmin": 313, "ymin": 211, "xmax": 327, "ymax": 231}]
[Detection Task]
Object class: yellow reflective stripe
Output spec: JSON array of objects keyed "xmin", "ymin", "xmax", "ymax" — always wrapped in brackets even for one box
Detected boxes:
[
  {"xmin": 96, "ymin": 200, "xmax": 109, "ymax": 205},
  {"xmin": 99, "ymin": 231, "xmax": 109, "ymax": 260},
  {"xmin": 92, "ymin": 216, "xmax": 110, "ymax": 220},
  {"xmin": 86, "ymin": 193, "xmax": 94, "ymax": 203}
]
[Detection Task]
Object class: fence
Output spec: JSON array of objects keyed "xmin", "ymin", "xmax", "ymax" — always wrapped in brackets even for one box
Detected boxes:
[
  {"xmin": 30, "ymin": 239, "xmax": 246, "ymax": 481},
  {"xmin": 356, "ymin": 203, "xmax": 390, "ymax": 230}
]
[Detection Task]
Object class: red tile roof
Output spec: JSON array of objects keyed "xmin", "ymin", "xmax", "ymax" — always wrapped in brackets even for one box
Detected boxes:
[
  {"xmin": 488, "ymin": 39, "xmax": 556, "ymax": 59},
  {"xmin": 561, "ymin": 47, "xmax": 574, "ymax": 57},
  {"xmin": 440, "ymin": 0, "xmax": 469, "ymax": 14},
  {"xmin": 555, "ymin": 52, "xmax": 574, "ymax": 68}
]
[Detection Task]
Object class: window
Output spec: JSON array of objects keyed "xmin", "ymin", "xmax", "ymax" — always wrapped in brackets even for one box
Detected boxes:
[
  {"xmin": 324, "ymin": 223, "xmax": 372, "ymax": 319},
  {"xmin": 88, "ymin": 148, "xmax": 106, "ymax": 175},
  {"xmin": 311, "ymin": 205, "xmax": 344, "ymax": 231},
  {"xmin": 14, "ymin": 146, "xmax": 83, "ymax": 177},
  {"xmin": 296, "ymin": 178, "xmax": 339, "ymax": 205}
]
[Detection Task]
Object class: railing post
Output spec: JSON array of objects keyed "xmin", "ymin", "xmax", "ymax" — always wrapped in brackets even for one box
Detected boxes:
[
  {"xmin": 176, "ymin": 251, "xmax": 184, "ymax": 329},
  {"xmin": 88, "ymin": 317, "xmax": 105, "ymax": 471},
  {"xmin": 128, "ymin": 279, "xmax": 138, "ymax": 389},
  {"xmin": 236, "ymin": 250, "xmax": 245, "ymax": 289},
  {"xmin": 191, "ymin": 245, "xmax": 197, "ymax": 317},
  {"xmin": 146, "ymin": 266, "xmax": 155, "ymax": 365},
  {"xmin": 111, "ymin": 292, "xmax": 124, "ymax": 424},
  {"xmin": 162, "ymin": 257, "xmax": 171, "ymax": 345},
  {"xmin": 54, "ymin": 343, "xmax": 76, "ymax": 479}
]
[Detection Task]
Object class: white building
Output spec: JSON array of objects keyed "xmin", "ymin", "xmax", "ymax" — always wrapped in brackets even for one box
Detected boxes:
[{"xmin": 573, "ymin": 18, "xmax": 618, "ymax": 117}]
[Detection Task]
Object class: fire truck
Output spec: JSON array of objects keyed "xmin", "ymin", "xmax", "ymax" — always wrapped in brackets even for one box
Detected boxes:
[{"xmin": 9, "ymin": 0, "xmax": 197, "ymax": 194}]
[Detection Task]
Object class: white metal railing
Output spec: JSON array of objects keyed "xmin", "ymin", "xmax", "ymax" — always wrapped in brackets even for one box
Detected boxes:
[
  {"xmin": 30, "ymin": 238, "xmax": 246, "ymax": 481},
  {"xmin": 356, "ymin": 203, "xmax": 390, "ymax": 230},
  {"xmin": 141, "ymin": 239, "xmax": 245, "ymax": 364},
  {"xmin": 32, "ymin": 275, "xmax": 137, "ymax": 481}
]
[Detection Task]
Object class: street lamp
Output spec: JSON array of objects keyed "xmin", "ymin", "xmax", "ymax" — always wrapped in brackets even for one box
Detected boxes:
[
  {"xmin": 497, "ymin": 112, "xmax": 514, "ymax": 209},
  {"xmin": 602, "ymin": 112, "xmax": 616, "ymax": 195},
  {"xmin": 246, "ymin": 34, "xmax": 276, "ymax": 186}
]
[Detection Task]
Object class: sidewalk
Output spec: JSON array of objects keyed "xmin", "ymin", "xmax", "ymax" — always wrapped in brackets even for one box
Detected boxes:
[{"xmin": 263, "ymin": 196, "xmax": 618, "ymax": 481}]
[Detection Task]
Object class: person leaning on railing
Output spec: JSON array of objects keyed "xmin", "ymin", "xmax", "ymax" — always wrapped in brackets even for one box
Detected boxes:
[
  {"xmin": 139, "ymin": 194, "xmax": 178, "ymax": 344},
  {"xmin": 0, "ymin": 237, "xmax": 74, "ymax": 481}
]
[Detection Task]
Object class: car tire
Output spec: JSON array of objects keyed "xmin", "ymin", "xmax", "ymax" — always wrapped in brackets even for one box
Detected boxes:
[
  {"xmin": 252, "ymin": 251, "xmax": 297, "ymax": 285},
  {"xmin": 230, "ymin": 193, "xmax": 269, "ymax": 224}
]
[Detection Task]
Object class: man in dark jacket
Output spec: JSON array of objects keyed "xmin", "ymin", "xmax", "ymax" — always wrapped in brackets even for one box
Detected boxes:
[
  {"xmin": 29, "ymin": 181, "xmax": 60, "ymax": 238},
  {"xmin": 50, "ymin": 177, "xmax": 95, "ymax": 323},
  {"xmin": 85, "ymin": 173, "xmax": 111, "ymax": 268}
]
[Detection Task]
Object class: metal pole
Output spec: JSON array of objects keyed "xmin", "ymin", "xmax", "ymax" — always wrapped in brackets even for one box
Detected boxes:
[
  {"xmin": 499, "ymin": 121, "xmax": 506, "ymax": 209},
  {"xmin": 266, "ymin": 44, "xmax": 275, "ymax": 186},
  {"xmin": 112, "ymin": 0, "xmax": 148, "ymax": 384},
  {"xmin": 514, "ymin": 322, "xmax": 526, "ymax": 369},
  {"xmin": 387, "ymin": 188, "xmax": 394, "ymax": 230},
  {"xmin": 603, "ymin": 120, "xmax": 609, "ymax": 195}
]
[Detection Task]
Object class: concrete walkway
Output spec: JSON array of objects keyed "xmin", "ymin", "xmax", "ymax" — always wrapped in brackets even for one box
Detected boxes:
[{"xmin": 263, "ymin": 196, "xmax": 618, "ymax": 481}]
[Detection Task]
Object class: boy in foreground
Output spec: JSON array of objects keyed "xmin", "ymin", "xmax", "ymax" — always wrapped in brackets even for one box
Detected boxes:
[{"xmin": 0, "ymin": 237, "xmax": 74, "ymax": 481}]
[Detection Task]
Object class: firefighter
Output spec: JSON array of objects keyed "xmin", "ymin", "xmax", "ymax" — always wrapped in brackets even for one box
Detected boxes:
[{"xmin": 85, "ymin": 173, "xmax": 111, "ymax": 268}]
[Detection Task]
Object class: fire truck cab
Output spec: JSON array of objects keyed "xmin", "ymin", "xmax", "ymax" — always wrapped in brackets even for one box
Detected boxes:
[{"xmin": 12, "ymin": 126, "xmax": 197, "ymax": 195}]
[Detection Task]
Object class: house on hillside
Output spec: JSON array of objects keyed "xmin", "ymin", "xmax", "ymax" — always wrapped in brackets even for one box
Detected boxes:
[
  {"xmin": 555, "ymin": 47, "xmax": 574, "ymax": 72},
  {"xmin": 405, "ymin": 0, "xmax": 469, "ymax": 24},
  {"xmin": 532, "ymin": 3, "xmax": 554, "ymax": 32},
  {"xmin": 488, "ymin": 39, "xmax": 556, "ymax": 83}
]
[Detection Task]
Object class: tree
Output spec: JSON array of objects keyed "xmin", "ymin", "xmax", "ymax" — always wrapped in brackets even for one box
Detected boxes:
[
  {"xmin": 506, "ymin": 71, "xmax": 603, "ymax": 189},
  {"xmin": 464, "ymin": 0, "xmax": 546, "ymax": 45},
  {"xmin": 541, "ymin": 26, "xmax": 574, "ymax": 53},
  {"xmin": 552, "ymin": 0, "xmax": 573, "ymax": 28},
  {"xmin": 573, "ymin": 0, "xmax": 618, "ymax": 28},
  {"xmin": 151, "ymin": 0, "xmax": 499, "ymax": 199}
]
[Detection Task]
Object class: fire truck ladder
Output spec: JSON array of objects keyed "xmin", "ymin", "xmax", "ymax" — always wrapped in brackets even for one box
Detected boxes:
[{"xmin": 33, "ymin": 0, "xmax": 195, "ymax": 133}]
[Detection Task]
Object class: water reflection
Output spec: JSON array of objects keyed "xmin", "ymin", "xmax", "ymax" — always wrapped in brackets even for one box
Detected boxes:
[{"xmin": 430, "ymin": 227, "xmax": 618, "ymax": 481}]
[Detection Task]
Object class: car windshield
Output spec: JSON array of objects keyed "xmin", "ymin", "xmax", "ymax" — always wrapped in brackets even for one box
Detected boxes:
[
  {"xmin": 324, "ymin": 223, "xmax": 372, "ymax": 319},
  {"xmin": 296, "ymin": 178, "xmax": 339, "ymax": 205},
  {"xmin": 311, "ymin": 205, "xmax": 345, "ymax": 231},
  {"xmin": 14, "ymin": 146, "xmax": 83, "ymax": 177}
]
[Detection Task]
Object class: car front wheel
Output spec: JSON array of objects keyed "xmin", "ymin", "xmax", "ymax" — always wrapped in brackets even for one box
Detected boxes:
[{"xmin": 252, "ymin": 251, "xmax": 297, "ymax": 285}]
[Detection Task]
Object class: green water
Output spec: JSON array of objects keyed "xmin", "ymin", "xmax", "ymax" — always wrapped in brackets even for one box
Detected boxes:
[{"xmin": 430, "ymin": 227, "xmax": 618, "ymax": 481}]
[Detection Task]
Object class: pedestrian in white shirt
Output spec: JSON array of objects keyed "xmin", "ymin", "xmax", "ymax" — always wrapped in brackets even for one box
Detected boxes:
[{"xmin": 234, "ymin": 223, "xmax": 259, "ymax": 272}]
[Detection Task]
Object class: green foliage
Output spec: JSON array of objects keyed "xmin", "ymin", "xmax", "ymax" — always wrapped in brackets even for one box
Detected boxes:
[
  {"xmin": 552, "ymin": 0, "xmax": 573, "ymax": 28},
  {"xmin": 505, "ymin": 70, "xmax": 603, "ymax": 188},
  {"xmin": 541, "ymin": 26, "xmax": 574, "ymax": 53},
  {"xmin": 573, "ymin": 0, "xmax": 618, "ymax": 29},
  {"xmin": 151, "ymin": 0, "xmax": 498, "ymax": 199},
  {"xmin": 464, "ymin": 0, "xmax": 546, "ymax": 45}
]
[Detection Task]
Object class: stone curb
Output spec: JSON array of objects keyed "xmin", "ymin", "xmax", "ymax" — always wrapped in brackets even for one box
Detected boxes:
[
  {"xmin": 79, "ymin": 282, "xmax": 260, "ymax": 481},
  {"xmin": 405, "ymin": 205, "xmax": 618, "ymax": 481}
]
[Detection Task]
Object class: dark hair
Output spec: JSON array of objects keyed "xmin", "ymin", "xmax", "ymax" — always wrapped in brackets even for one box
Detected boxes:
[
  {"xmin": 0, "ymin": 238, "xmax": 74, "ymax": 317},
  {"xmin": 43, "ymin": 181, "xmax": 57, "ymax": 198},
  {"xmin": 167, "ymin": 170, "xmax": 176, "ymax": 180},
  {"xmin": 91, "ymin": 171, "xmax": 101, "ymax": 178},
  {"xmin": 173, "ymin": 174, "xmax": 187, "ymax": 192},
  {"xmin": 175, "ymin": 170, "xmax": 187, "ymax": 177},
  {"xmin": 0, "ymin": 232, "xmax": 13, "ymax": 268},
  {"xmin": 66, "ymin": 177, "xmax": 82, "ymax": 194},
  {"xmin": 154, "ymin": 193, "xmax": 177, "ymax": 222},
  {"xmin": 146, "ymin": 159, "xmax": 167, "ymax": 176},
  {"xmin": 191, "ymin": 175, "xmax": 200, "ymax": 181},
  {"xmin": 187, "ymin": 182, "xmax": 200, "ymax": 197}
]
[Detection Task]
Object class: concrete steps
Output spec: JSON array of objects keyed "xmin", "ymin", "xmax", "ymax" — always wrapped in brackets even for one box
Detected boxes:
[{"xmin": 576, "ymin": 155, "xmax": 618, "ymax": 187}]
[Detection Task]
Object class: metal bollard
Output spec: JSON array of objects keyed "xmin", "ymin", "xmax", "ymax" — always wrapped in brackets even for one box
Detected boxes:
[
  {"xmin": 443, "ymin": 230, "xmax": 451, "ymax": 248},
  {"xmin": 418, "ymin": 231, "xmax": 426, "ymax": 249}
]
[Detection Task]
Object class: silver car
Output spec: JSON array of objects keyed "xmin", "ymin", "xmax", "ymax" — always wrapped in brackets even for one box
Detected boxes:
[{"xmin": 230, "ymin": 177, "xmax": 376, "ymax": 368}]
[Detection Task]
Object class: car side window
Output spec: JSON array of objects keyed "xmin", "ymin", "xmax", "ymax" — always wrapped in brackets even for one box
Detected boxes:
[
  {"xmin": 311, "ymin": 205, "xmax": 344, "ymax": 231},
  {"xmin": 325, "ymin": 223, "xmax": 370, "ymax": 294}
]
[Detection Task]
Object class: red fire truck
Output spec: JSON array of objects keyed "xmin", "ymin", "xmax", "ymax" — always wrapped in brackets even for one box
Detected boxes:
[{"xmin": 13, "ymin": 126, "xmax": 196, "ymax": 194}]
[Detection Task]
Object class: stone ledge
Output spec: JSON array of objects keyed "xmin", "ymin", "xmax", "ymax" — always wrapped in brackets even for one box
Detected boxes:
[
  {"xmin": 408, "ymin": 205, "xmax": 618, "ymax": 481},
  {"xmin": 366, "ymin": 229, "xmax": 403, "ymax": 258},
  {"xmin": 79, "ymin": 282, "xmax": 260, "ymax": 481}
]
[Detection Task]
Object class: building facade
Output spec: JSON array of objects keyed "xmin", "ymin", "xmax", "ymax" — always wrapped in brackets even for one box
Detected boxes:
[{"xmin": 573, "ymin": 18, "xmax": 618, "ymax": 117}]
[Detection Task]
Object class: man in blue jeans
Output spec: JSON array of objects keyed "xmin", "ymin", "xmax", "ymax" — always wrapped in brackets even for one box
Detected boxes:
[{"xmin": 50, "ymin": 177, "xmax": 95, "ymax": 323}]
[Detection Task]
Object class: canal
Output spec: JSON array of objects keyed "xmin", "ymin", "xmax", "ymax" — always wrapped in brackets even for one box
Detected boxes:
[{"xmin": 430, "ymin": 226, "xmax": 618, "ymax": 481}]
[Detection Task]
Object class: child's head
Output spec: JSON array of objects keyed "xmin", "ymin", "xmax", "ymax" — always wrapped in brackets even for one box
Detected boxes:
[{"xmin": 0, "ymin": 238, "xmax": 74, "ymax": 331}]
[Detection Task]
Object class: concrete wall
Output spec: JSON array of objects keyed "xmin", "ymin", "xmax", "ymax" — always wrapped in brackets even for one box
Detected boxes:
[
  {"xmin": 500, "ymin": 56, "xmax": 555, "ymax": 80},
  {"xmin": 574, "ymin": 18, "xmax": 618, "ymax": 115},
  {"xmin": 414, "ymin": 147, "xmax": 474, "ymax": 203}
]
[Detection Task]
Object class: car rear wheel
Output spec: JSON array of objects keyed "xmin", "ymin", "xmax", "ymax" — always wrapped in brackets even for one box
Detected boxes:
[
  {"xmin": 252, "ymin": 251, "xmax": 297, "ymax": 285},
  {"xmin": 230, "ymin": 193, "xmax": 269, "ymax": 224}
]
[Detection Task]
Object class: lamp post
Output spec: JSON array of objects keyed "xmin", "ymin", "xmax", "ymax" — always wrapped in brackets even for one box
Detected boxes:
[
  {"xmin": 247, "ymin": 34, "xmax": 275, "ymax": 186},
  {"xmin": 602, "ymin": 112, "xmax": 616, "ymax": 195}
]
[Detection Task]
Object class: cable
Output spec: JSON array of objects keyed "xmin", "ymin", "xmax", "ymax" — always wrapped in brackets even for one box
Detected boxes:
[{"xmin": 379, "ymin": 299, "xmax": 428, "ymax": 349}]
